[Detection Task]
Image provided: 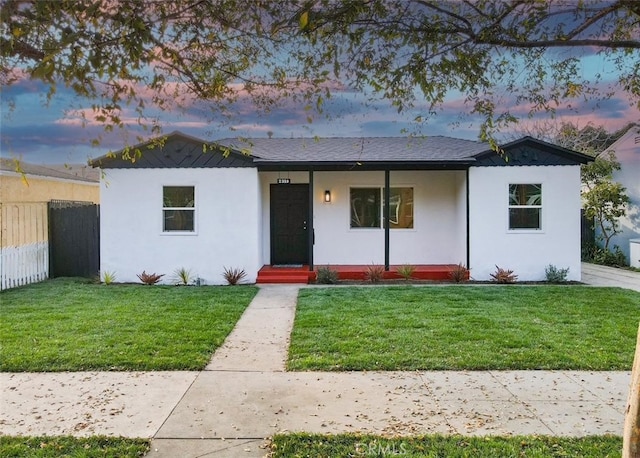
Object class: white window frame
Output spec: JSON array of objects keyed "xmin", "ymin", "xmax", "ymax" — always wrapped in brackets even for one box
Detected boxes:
[
  {"xmin": 508, "ymin": 183, "xmax": 542, "ymax": 231},
  {"xmin": 162, "ymin": 185, "xmax": 196, "ymax": 234}
]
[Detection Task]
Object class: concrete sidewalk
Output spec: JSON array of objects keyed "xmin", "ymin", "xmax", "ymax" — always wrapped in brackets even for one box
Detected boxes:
[
  {"xmin": 0, "ymin": 371, "xmax": 198, "ymax": 438},
  {"xmin": 146, "ymin": 370, "xmax": 629, "ymax": 457},
  {"xmin": 0, "ymin": 283, "xmax": 635, "ymax": 458}
]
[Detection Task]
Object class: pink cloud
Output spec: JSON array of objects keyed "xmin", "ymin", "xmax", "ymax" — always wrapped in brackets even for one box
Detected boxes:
[
  {"xmin": 1, "ymin": 67, "xmax": 31, "ymax": 86},
  {"xmin": 229, "ymin": 124, "xmax": 273, "ymax": 133},
  {"xmin": 55, "ymin": 106, "xmax": 208, "ymax": 131},
  {"xmin": 54, "ymin": 108, "xmax": 140, "ymax": 127}
]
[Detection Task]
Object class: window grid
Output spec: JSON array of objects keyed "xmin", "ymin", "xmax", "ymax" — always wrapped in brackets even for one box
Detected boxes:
[{"xmin": 163, "ymin": 186, "xmax": 195, "ymax": 232}]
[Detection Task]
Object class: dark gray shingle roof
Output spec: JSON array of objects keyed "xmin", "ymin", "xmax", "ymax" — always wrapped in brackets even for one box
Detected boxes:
[
  {"xmin": 92, "ymin": 132, "xmax": 591, "ymax": 170},
  {"xmin": 215, "ymin": 136, "xmax": 488, "ymax": 163}
]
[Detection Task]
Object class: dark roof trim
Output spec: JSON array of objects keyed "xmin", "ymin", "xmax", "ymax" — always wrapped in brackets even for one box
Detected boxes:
[{"xmin": 256, "ymin": 160, "xmax": 474, "ymax": 172}]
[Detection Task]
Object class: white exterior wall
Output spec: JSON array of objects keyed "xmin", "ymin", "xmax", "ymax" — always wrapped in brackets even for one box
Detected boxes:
[
  {"xmin": 100, "ymin": 168, "xmax": 261, "ymax": 285},
  {"xmin": 314, "ymin": 171, "xmax": 385, "ymax": 264},
  {"xmin": 468, "ymin": 165, "xmax": 582, "ymax": 281},
  {"xmin": 311, "ymin": 170, "xmax": 467, "ymax": 265}
]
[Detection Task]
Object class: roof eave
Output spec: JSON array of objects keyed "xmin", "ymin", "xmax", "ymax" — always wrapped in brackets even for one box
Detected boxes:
[{"xmin": 255, "ymin": 159, "xmax": 475, "ymax": 171}]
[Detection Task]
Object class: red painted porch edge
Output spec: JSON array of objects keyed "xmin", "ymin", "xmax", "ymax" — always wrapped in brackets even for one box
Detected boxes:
[{"xmin": 256, "ymin": 264, "xmax": 467, "ymax": 283}]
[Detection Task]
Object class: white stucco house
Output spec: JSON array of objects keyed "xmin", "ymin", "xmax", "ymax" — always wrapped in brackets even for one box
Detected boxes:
[
  {"xmin": 598, "ymin": 125, "xmax": 640, "ymax": 267},
  {"xmin": 91, "ymin": 132, "xmax": 592, "ymax": 284}
]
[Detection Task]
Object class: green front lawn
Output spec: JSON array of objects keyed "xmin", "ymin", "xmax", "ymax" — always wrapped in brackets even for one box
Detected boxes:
[
  {"xmin": 271, "ymin": 433, "xmax": 622, "ymax": 457},
  {"xmin": 0, "ymin": 436, "xmax": 149, "ymax": 457},
  {"xmin": 0, "ymin": 278, "xmax": 257, "ymax": 372},
  {"xmin": 289, "ymin": 286, "xmax": 640, "ymax": 371}
]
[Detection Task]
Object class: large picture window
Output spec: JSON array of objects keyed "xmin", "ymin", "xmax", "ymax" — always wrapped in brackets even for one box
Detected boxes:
[
  {"xmin": 350, "ymin": 187, "xmax": 414, "ymax": 229},
  {"xmin": 350, "ymin": 188, "xmax": 380, "ymax": 228},
  {"xmin": 508, "ymin": 184, "xmax": 541, "ymax": 230},
  {"xmin": 163, "ymin": 186, "xmax": 195, "ymax": 232}
]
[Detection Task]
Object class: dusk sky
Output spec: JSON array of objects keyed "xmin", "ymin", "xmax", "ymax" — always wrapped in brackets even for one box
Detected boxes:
[{"xmin": 0, "ymin": 46, "xmax": 637, "ymax": 165}]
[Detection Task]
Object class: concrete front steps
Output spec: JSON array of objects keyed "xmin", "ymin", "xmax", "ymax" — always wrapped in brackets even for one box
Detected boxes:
[
  {"xmin": 256, "ymin": 264, "xmax": 465, "ymax": 284},
  {"xmin": 255, "ymin": 266, "xmax": 313, "ymax": 284}
]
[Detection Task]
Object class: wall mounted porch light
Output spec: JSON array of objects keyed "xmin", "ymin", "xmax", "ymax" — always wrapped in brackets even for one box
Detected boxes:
[{"xmin": 324, "ymin": 190, "xmax": 332, "ymax": 203}]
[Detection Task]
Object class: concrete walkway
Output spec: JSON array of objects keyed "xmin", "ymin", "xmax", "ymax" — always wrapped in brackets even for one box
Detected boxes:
[
  {"xmin": 205, "ymin": 285, "xmax": 299, "ymax": 372},
  {"xmin": 582, "ymin": 262, "xmax": 640, "ymax": 292},
  {"xmin": 1, "ymin": 279, "xmax": 636, "ymax": 458}
]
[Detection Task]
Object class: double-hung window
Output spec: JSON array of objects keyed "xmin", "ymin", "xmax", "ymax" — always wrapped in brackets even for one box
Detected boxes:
[
  {"xmin": 350, "ymin": 187, "xmax": 414, "ymax": 229},
  {"xmin": 163, "ymin": 186, "xmax": 195, "ymax": 232},
  {"xmin": 508, "ymin": 183, "xmax": 542, "ymax": 230}
]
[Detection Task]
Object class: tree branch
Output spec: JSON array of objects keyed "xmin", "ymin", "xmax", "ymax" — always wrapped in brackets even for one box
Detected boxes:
[
  {"xmin": 563, "ymin": 3, "xmax": 623, "ymax": 41},
  {"xmin": 478, "ymin": 37, "xmax": 640, "ymax": 49}
]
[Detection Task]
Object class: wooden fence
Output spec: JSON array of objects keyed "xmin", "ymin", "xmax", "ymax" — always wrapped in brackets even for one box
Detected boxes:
[
  {"xmin": 0, "ymin": 202, "xmax": 49, "ymax": 290},
  {"xmin": 0, "ymin": 200, "xmax": 100, "ymax": 290},
  {"xmin": 581, "ymin": 209, "xmax": 595, "ymax": 246},
  {"xmin": 49, "ymin": 200, "xmax": 100, "ymax": 278}
]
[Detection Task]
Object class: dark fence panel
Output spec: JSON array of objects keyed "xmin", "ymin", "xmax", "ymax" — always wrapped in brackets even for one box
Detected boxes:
[
  {"xmin": 581, "ymin": 209, "xmax": 595, "ymax": 247},
  {"xmin": 48, "ymin": 200, "xmax": 100, "ymax": 278}
]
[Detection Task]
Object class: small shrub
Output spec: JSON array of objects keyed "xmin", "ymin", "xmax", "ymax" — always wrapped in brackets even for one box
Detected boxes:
[
  {"xmin": 545, "ymin": 264, "xmax": 570, "ymax": 283},
  {"xmin": 137, "ymin": 271, "xmax": 164, "ymax": 285},
  {"xmin": 581, "ymin": 241, "xmax": 598, "ymax": 262},
  {"xmin": 222, "ymin": 267, "xmax": 247, "ymax": 285},
  {"xmin": 316, "ymin": 266, "xmax": 339, "ymax": 284},
  {"xmin": 396, "ymin": 264, "xmax": 416, "ymax": 281},
  {"xmin": 582, "ymin": 243, "xmax": 627, "ymax": 267},
  {"xmin": 595, "ymin": 246, "xmax": 628, "ymax": 267},
  {"xmin": 449, "ymin": 263, "xmax": 469, "ymax": 283},
  {"xmin": 173, "ymin": 267, "xmax": 193, "ymax": 286},
  {"xmin": 490, "ymin": 265, "xmax": 517, "ymax": 284},
  {"xmin": 101, "ymin": 271, "xmax": 116, "ymax": 285},
  {"xmin": 364, "ymin": 264, "xmax": 385, "ymax": 283}
]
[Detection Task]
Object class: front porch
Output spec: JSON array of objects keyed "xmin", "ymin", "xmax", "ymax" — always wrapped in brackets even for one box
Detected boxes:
[{"xmin": 256, "ymin": 264, "xmax": 464, "ymax": 284}]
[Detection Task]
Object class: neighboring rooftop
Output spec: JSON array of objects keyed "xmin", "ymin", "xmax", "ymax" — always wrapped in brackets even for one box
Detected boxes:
[{"xmin": 0, "ymin": 158, "xmax": 99, "ymax": 183}]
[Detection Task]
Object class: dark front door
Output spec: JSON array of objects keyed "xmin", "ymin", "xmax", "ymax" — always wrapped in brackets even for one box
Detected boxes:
[{"xmin": 270, "ymin": 184, "xmax": 309, "ymax": 265}]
